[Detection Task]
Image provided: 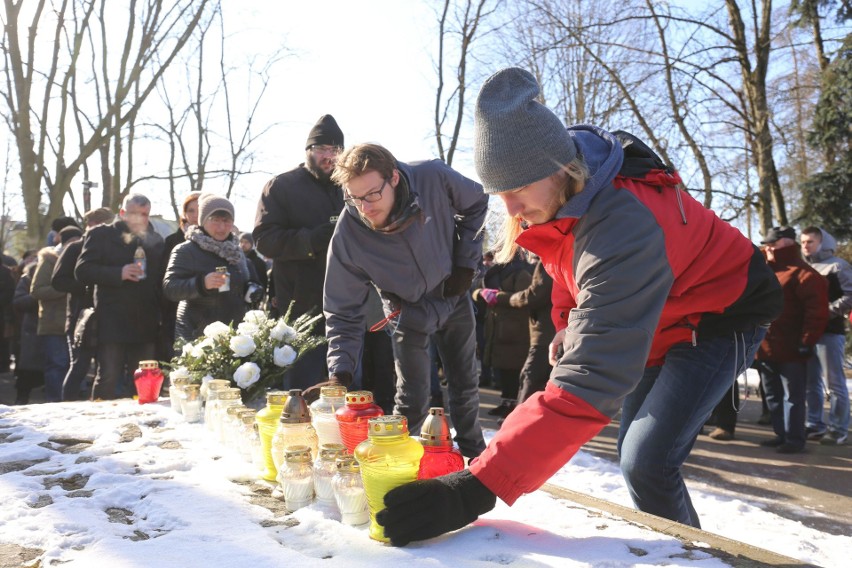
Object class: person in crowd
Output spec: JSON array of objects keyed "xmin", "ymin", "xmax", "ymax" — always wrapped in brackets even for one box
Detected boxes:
[
  {"xmin": 31, "ymin": 226, "xmax": 82, "ymax": 402},
  {"xmin": 253, "ymin": 115, "xmax": 345, "ymax": 388},
  {"xmin": 45, "ymin": 216, "xmax": 80, "ymax": 247},
  {"xmin": 239, "ymin": 232, "xmax": 268, "ymax": 294},
  {"xmin": 12, "ymin": 255, "xmax": 42, "ymax": 404},
  {"xmin": 52, "ymin": 207, "xmax": 115, "ymax": 401},
  {"xmin": 801, "ymin": 226, "xmax": 852, "ymax": 446},
  {"xmin": 320, "ymin": 142, "xmax": 488, "ymax": 459},
  {"xmin": 75, "ymin": 194, "xmax": 164, "ymax": 400},
  {"xmin": 163, "ymin": 194, "xmax": 250, "ymax": 342},
  {"xmin": 705, "ymin": 384, "xmax": 740, "ymax": 441},
  {"xmin": 756, "ymin": 226, "xmax": 829, "ymax": 453},
  {"xmin": 508, "ymin": 256, "xmax": 555, "ymax": 404},
  {"xmin": 472, "ymin": 252, "xmax": 532, "ymax": 418},
  {"xmin": 0, "ymin": 260, "xmax": 15, "ymax": 374},
  {"xmin": 160, "ymin": 192, "xmax": 201, "ymax": 359},
  {"xmin": 375, "ymin": 67, "xmax": 783, "ymax": 546},
  {"xmin": 472, "ymin": 250, "xmax": 494, "ymax": 387}
]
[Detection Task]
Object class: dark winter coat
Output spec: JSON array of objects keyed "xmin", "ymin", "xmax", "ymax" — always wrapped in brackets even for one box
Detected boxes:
[
  {"xmin": 253, "ymin": 165, "xmax": 344, "ymax": 319},
  {"xmin": 75, "ymin": 220, "xmax": 164, "ymax": 344},
  {"xmin": 509, "ymin": 259, "xmax": 555, "ymax": 348},
  {"xmin": 757, "ymin": 244, "xmax": 829, "ymax": 362},
  {"xmin": 12, "ymin": 264, "xmax": 42, "ymax": 371},
  {"xmin": 473, "ymin": 259, "xmax": 532, "ymax": 370},
  {"xmin": 51, "ymin": 239, "xmax": 90, "ymax": 335},
  {"xmin": 162, "ymin": 235, "xmax": 250, "ymax": 341}
]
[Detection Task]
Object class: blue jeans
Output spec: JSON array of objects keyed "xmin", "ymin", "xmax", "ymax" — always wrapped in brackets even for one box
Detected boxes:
[
  {"xmin": 759, "ymin": 360, "xmax": 807, "ymax": 448},
  {"xmin": 392, "ymin": 296, "xmax": 485, "ymax": 458},
  {"xmin": 41, "ymin": 334, "xmax": 70, "ymax": 402},
  {"xmin": 805, "ymin": 333, "xmax": 850, "ymax": 436},
  {"xmin": 618, "ymin": 325, "xmax": 765, "ymax": 528}
]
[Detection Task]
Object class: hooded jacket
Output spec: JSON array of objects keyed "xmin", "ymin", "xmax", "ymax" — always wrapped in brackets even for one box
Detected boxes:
[
  {"xmin": 469, "ymin": 125, "xmax": 783, "ymax": 505},
  {"xmin": 31, "ymin": 246, "xmax": 68, "ymax": 336},
  {"xmin": 757, "ymin": 244, "xmax": 828, "ymax": 362},
  {"xmin": 803, "ymin": 228, "xmax": 852, "ymax": 335},
  {"xmin": 323, "ymin": 159, "xmax": 487, "ymax": 375}
]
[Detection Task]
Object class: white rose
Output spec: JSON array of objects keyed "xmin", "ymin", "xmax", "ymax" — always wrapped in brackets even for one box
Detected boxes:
[
  {"xmin": 243, "ymin": 310, "xmax": 268, "ymax": 325},
  {"xmin": 189, "ymin": 342, "xmax": 206, "ymax": 359},
  {"xmin": 181, "ymin": 342, "xmax": 193, "ymax": 356},
  {"xmin": 270, "ymin": 320, "xmax": 297, "ymax": 342},
  {"xmin": 237, "ymin": 321, "xmax": 260, "ymax": 336},
  {"xmin": 233, "ymin": 362, "xmax": 261, "ymax": 389},
  {"xmin": 273, "ymin": 345, "xmax": 298, "ymax": 367},
  {"xmin": 203, "ymin": 321, "xmax": 231, "ymax": 339},
  {"xmin": 229, "ymin": 335, "xmax": 256, "ymax": 357}
]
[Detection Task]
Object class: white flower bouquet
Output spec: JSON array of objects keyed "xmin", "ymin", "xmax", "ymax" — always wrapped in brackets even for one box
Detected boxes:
[{"xmin": 167, "ymin": 307, "xmax": 325, "ymax": 401}]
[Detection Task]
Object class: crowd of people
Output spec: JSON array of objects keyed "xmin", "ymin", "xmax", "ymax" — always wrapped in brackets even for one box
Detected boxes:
[{"xmin": 2, "ymin": 66, "xmax": 849, "ymax": 547}]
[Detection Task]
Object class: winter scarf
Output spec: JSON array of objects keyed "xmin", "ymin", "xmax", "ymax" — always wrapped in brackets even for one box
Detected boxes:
[{"xmin": 185, "ymin": 225, "xmax": 242, "ymax": 265}]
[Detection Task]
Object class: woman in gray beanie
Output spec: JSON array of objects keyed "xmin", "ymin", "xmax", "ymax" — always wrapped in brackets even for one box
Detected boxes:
[
  {"xmin": 376, "ymin": 67, "xmax": 783, "ymax": 545},
  {"xmin": 162, "ymin": 193, "xmax": 253, "ymax": 341}
]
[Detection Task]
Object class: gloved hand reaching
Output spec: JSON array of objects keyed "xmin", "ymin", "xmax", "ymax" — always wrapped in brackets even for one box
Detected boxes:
[
  {"xmin": 309, "ymin": 223, "xmax": 335, "ymax": 254},
  {"xmin": 375, "ymin": 469, "xmax": 497, "ymax": 546},
  {"xmin": 479, "ymin": 288, "xmax": 499, "ymax": 306},
  {"xmin": 442, "ymin": 266, "xmax": 475, "ymax": 298},
  {"xmin": 302, "ymin": 371, "xmax": 353, "ymax": 404}
]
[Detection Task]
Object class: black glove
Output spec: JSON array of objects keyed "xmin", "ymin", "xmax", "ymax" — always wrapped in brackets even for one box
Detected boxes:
[
  {"xmin": 797, "ymin": 344, "xmax": 814, "ymax": 357},
  {"xmin": 376, "ymin": 469, "xmax": 496, "ymax": 546},
  {"xmin": 309, "ymin": 223, "xmax": 335, "ymax": 254},
  {"xmin": 442, "ymin": 266, "xmax": 475, "ymax": 298},
  {"xmin": 302, "ymin": 371, "xmax": 353, "ymax": 404}
]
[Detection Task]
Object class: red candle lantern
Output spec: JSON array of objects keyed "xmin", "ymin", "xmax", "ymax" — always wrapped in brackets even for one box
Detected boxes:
[
  {"xmin": 334, "ymin": 391, "xmax": 383, "ymax": 453},
  {"xmin": 134, "ymin": 360, "xmax": 164, "ymax": 404},
  {"xmin": 417, "ymin": 407, "xmax": 464, "ymax": 479}
]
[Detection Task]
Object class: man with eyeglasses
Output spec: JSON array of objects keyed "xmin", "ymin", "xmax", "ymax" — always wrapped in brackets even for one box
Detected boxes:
[
  {"xmin": 253, "ymin": 115, "xmax": 345, "ymax": 388},
  {"xmin": 321, "ymin": 143, "xmax": 488, "ymax": 459}
]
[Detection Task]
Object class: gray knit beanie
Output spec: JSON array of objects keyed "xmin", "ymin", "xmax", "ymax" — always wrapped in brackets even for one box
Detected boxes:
[
  {"xmin": 197, "ymin": 193, "xmax": 235, "ymax": 226},
  {"xmin": 474, "ymin": 67, "xmax": 577, "ymax": 193}
]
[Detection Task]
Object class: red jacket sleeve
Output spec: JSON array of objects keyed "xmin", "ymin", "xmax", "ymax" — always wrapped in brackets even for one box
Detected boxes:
[
  {"xmin": 469, "ymin": 382, "xmax": 610, "ymax": 505},
  {"xmin": 550, "ymin": 280, "xmax": 575, "ymax": 333}
]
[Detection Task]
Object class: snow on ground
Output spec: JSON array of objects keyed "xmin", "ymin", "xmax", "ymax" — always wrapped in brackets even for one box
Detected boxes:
[{"xmin": 0, "ymin": 398, "xmax": 847, "ymax": 567}]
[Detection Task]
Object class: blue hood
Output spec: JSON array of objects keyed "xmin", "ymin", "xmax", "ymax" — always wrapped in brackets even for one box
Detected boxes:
[{"xmin": 555, "ymin": 125, "xmax": 624, "ymax": 219}]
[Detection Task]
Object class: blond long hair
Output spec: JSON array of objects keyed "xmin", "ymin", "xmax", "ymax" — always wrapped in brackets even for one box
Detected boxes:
[{"xmin": 493, "ymin": 157, "xmax": 589, "ymax": 264}]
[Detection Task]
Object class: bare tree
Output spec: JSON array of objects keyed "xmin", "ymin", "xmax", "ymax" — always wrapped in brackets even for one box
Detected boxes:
[
  {"xmin": 434, "ymin": 0, "xmax": 502, "ymax": 167},
  {"xmin": 1, "ymin": 0, "xmax": 212, "ymax": 247}
]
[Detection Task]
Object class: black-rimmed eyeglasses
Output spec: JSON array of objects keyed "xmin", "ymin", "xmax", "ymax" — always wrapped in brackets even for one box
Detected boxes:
[{"xmin": 344, "ymin": 179, "xmax": 388, "ymax": 207}]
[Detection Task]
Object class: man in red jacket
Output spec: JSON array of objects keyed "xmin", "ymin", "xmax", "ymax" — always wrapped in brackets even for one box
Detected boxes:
[
  {"xmin": 756, "ymin": 226, "xmax": 829, "ymax": 453},
  {"xmin": 376, "ymin": 67, "xmax": 783, "ymax": 545}
]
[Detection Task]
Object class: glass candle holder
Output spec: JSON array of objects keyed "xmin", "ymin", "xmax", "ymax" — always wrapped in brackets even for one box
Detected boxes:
[
  {"xmin": 180, "ymin": 384, "xmax": 203, "ymax": 423},
  {"xmin": 332, "ymin": 456, "xmax": 369, "ymax": 526},
  {"xmin": 134, "ymin": 360, "xmax": 164, "ymax": 404},
  {"xmin": 169, "ymin": 376, "xmax": 189, "ymax": 414},
  {"xmin": 335, "ymin": 391, "xmax": 384, "ymax": 454},
  {"xmin": 271, "ymin": 389, "xmax": 318, "ymax": 471},
  {"xmin": 310, "ymin": 385, "xmax": 346, "ymax": 448},
  {"xmin": 355, "ymin": 415, "xmax": 424, "ymax": 542},
  {"xmin": 417, "ymin": 407, "xmax": 464, "ymax": 479},
  {"xmin": 256, "ymin": 390, "xmax": 287, "ymax": 482},
  {"xmin": 313, "ymin": 443, "xmax": 346, "ymax": 505},
  {"xmin": 203, "ymin": 380, "xmax": 232, "ymax": 431},
  {"xmin": 279, "ymin": 445, "xmax": 314, "ymax": 512}
]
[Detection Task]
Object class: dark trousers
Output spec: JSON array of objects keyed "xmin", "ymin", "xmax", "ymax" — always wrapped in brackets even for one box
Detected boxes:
[
  {"xmin": 62, "ymin": 335, "xmax": 95, "ymax": 401},
  {"xmin": 518, "ymin": 341, "xmax": 552, "ymax": 403},
  {"xmin": 758, "ymin": 360, "xmax": 808, "ymax": 449},
  {"xmin": 92, "ymin": 342, "xmax": 155, "ymax": 400},
  {"xmin": 282, "ymin": 342, "xmax": 328, "ymax": 391},
  {"xmin": 361, "ymin": 329, "xmax": 396, "ymax": 414},
  {"xmin": 709, "ymin": 381, "xmax": 740, "ymax": 433}
]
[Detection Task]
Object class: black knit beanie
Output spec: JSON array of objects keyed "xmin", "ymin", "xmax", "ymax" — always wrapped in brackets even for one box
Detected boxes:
[{"xmin": 305, "ymin": 115, "xmax": 344, "ymax": 150}]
